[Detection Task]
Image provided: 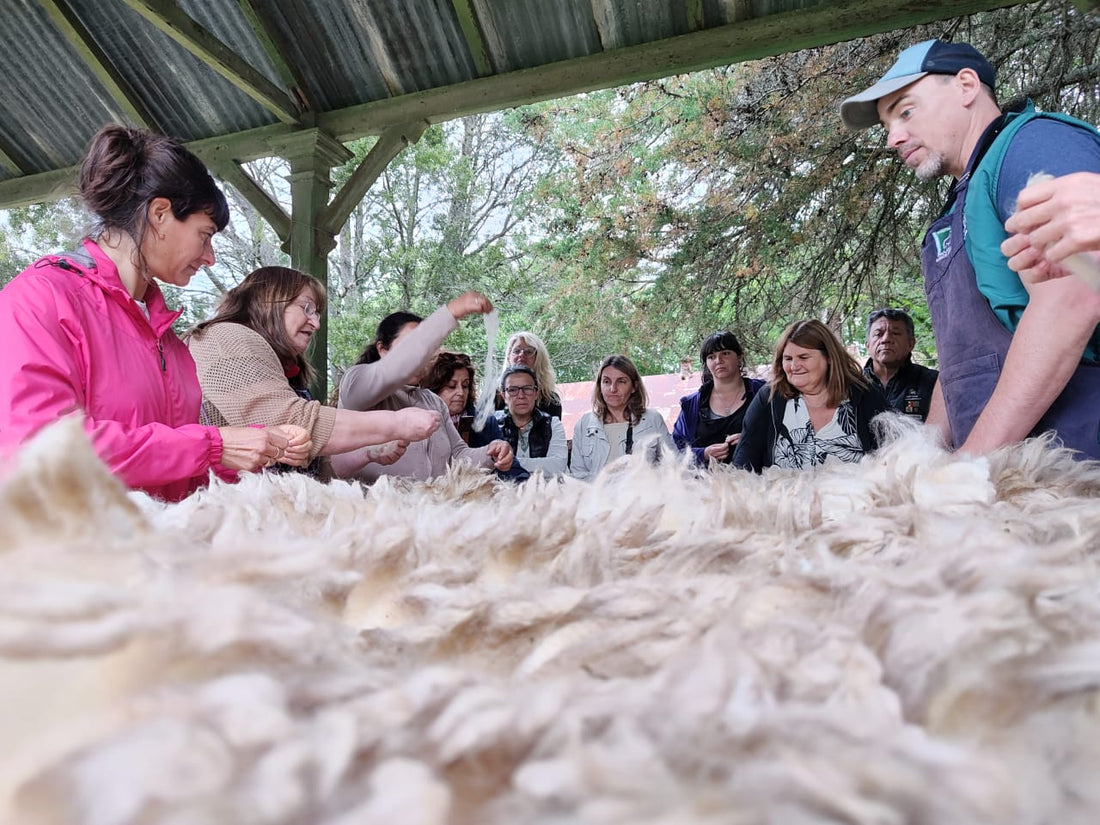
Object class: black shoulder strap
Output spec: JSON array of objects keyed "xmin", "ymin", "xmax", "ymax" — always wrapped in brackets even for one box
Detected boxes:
[{"xmin": 772, "ymin": 394, "xmax": 792, "ymax": 444}]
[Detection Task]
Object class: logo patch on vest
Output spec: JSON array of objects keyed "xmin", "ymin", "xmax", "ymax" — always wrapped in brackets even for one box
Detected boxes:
[
  {"xmin": 903, "ymin": 391, "xmax": 922, "ymax": 418},
  {"xmin": 932, "ymin": 227, "xmax": 952, "ymax": 260}
]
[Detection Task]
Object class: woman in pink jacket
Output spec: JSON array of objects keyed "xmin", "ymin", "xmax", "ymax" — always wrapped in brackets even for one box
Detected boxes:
[{"xmin": 0, "ymin": 126, "xmax": 308, "ymax": 501}]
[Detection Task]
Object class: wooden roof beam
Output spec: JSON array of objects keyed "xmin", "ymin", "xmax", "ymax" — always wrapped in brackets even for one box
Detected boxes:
[
  {"xmin": 319, "ymin": 0, "xmax": 1031, "ymax": 140},
  {"xmin": 119, "ymin": 0, "xmax": 301, "ymax": 124},
  {"xmin": 0, "ymin": 0, "xmax": 1037, "ymax": 209},
  {"xmin": 0, "ymin": 139, "xmax": 29, "ymax": 177},
  {"xmin": 37, "ymin": 0, "xmax": 158, "ymax": 129},
  {"xmin": 685, "ymin": 0, "xmax": 705, "ymax": 31},
  {"xmin": 208, "ymin": 160, "xmax": 292, "ymax": 241},
  {"xmin": 319, "ymin": 121, "xmax": 429, "ymax": 238},
  {"xmin": 234, "ymin": 0, "xmax": 314, "ymax": 110},
  {"xmin": 591, "ymin": 0, "xmax": 624, "ymax": 51},
  {"xmin": 450, "ymin": 0, "xmax": 493, "ymax": 76},
  {"xmin": 0, "ymin": 168, "xmax": 79, "ymax": 206}
]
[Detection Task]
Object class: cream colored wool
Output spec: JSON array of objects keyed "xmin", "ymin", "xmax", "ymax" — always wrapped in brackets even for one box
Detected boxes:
[{"xmin": 1, "ymin": 416, "xmax": 1100, "ymax": 824}]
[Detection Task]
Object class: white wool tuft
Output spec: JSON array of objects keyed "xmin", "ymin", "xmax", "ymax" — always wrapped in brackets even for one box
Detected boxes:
[{"xmin": 2, "ymin": 418, "xmax": 1100, "ymax": 823}]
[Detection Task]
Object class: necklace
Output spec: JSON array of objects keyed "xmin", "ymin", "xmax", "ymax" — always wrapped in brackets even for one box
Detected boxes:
[{"xmin": 709, "ymin": 381, "xmax": 746, "ymax": 416}]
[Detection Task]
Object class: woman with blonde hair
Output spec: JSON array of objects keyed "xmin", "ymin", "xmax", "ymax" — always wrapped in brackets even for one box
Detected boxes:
[
  {"xmin": 733, "ymin": 319, "xmax": 888, "ymax": 472},
  {"xmin": 499, "ymin": 331, "xmax": 562, "ymax": 418},
  {"xmin": 570, "ymin": 354, "xmax": 673, "ymax": 481}
]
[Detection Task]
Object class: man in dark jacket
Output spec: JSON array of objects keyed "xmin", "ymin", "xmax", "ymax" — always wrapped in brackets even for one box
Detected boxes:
[{"xmin": 863, "ymin": 308, "xmax": 938, "ymax": 422}]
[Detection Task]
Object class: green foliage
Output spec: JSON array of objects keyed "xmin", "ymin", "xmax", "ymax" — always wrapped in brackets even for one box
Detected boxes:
[
  {"xmin": 0, "ymin": 232, "xmax": 27, "ymax": 289},
  {"xmin": 504, "ymin": 1, "xmax": 1097, "ymax": 373},
  {"xmin": 4, "ymin": 1, "xmax": 1096, "ymax": 390},
  {"xmin": 0, "ymin": 198, "xmax": 87, "ymax": 287}
]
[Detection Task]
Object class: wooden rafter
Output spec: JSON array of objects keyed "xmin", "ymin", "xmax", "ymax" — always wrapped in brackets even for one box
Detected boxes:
[
  {"xmin": 450, "ymin": 0, "xmax": 493, "ymax": 76},
  {"xmin": 0, "ymin": 168, "xmax": 78, "ymax": 205},
  {"xmin": 685, "ymin": 0, "xmax": 705, "ymax": 31},
  {"xmin": 0, "ymin": 0, "xmax": 1035, "ymax": 209},
  {"xmin": 319, "ymin": 121, "xmax": 429, "ymax": 238},
  {"xmin": 591, "ymin": 0, "xmax": 623, "ymax": 51},
  {"xmin": 234, "ymin": 0, "xmax": 313, "ymax": 110},
  {"xmin": 320, "ymin": 0, "xmax": 1034, "ymax": 139},
  {"xmin": 0, "ymin": 139, "xmax": 28, "ymax": 177},
  {"xmin": 37, "ymin": 0, "xmax": 158, "ymax": 129},
  {"xmin": 208, "ymin": 160, "xmax": 292, "ymax": 241},
  {"xmin": 118, "ymin": 0, "xmax": 300, "ymax": 124}
]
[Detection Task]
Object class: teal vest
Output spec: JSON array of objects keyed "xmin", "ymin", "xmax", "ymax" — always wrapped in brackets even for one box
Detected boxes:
[{"xmin": 962, "ymin": 103, "xmax": 1100, "ymax": 361}]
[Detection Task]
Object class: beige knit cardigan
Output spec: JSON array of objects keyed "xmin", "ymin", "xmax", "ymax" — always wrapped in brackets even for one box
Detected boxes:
[{"xmin": 188, "ymin": 322, "xmax": 337, "ymax": 459}]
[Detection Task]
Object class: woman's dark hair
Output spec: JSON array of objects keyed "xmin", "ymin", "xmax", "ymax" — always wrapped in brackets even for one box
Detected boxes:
[
  {"xmin": 422, "ymin": 351, "xmax": 477, "ymax": 408},
  {"xmin": 355, "ymin": 311, "xmax": 423, "ymax": 365},
  {"xmin": 699, "ymin": 331, "xmax": 745, "ymax": 385},
  {"xmin": 191, "ymin": 266, "xmax": 326, "ymax": 389},
  {"xmin": 500, "ymin": 364, "xmax": 538, "ymax": 390},
  {"xmin": 769, "ymin": 319, "xmax": 867, "ymax": 407},
  {"xmin": 866, "ymin": 308, "xmax": 916, "ymax": 340},
  {"xmin": 79, "ymin": 125, "xmax": 229, "ymax": 275},
  {"xmin": 591, "ymin": 354, "xmax": 648, "ymax": 425}
]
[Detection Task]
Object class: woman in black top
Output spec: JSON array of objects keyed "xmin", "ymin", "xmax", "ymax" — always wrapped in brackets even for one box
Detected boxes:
[{"xmin": 673, "ymin": 331, "xmax": 765, "ymax": 466}]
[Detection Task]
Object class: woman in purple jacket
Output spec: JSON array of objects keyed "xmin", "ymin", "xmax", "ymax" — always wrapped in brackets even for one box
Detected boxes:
[{"xmin": 673, "ymin": 331, "xmax": 765, "ymax": 467}]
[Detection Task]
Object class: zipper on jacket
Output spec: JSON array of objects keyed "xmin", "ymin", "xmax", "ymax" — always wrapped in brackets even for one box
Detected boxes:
[{"xmin": 157, "ymin": 340, "xmax": 166, "ymax": 371}]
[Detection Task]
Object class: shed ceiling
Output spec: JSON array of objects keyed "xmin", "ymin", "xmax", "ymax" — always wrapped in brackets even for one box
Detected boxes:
[{"xmin": 0, "ymin": 0, "xmax": 1030, "ymax": 209}]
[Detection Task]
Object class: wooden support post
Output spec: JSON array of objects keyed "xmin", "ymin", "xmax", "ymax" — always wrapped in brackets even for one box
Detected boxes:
[{"xmin": 279, "ymin": 129, "xmax": 352, "ymax": 401}]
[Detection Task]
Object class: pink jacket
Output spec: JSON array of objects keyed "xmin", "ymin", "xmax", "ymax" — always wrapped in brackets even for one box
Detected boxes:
[{"xmin": 0, "ymin": 239, "xmax": 227, "ymax": 501}]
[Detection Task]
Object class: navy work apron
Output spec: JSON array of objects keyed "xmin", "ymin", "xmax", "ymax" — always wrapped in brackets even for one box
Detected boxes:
[{"xmin": 921, "ymin": 163, "xmax": 1100, "ymax": 459}]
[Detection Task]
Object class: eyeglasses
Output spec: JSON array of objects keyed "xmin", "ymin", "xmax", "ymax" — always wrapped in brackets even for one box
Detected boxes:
[
  {"xmin": 503, "ymin": 385, "xmax": 537, "ymax": 397},
  {"xmin": 294, "ymin": 300, "xmax": 321, "ymax": 320},
  {"xmin": 510, "ymin": 346, "xmax": 536, "ymax": 358}
]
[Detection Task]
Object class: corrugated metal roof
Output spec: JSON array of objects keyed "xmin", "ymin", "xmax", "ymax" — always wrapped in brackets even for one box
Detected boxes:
[{"xmin": 0, "ymin": 0, "xmax": 1030, "ymax": 204}]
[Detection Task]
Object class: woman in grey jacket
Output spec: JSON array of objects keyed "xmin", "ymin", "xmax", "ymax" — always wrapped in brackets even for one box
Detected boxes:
[
  {"xmin": 332, "ymin": 293, "xmax": 513, "ymax": 482},
  {"xmin": 570, "ymin": 354, "xmax": 674, "ymax": 481}
]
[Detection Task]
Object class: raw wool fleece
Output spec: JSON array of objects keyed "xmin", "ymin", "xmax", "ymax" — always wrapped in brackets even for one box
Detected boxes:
[{"xmin": 1, "ymin": 418, "xmax": 1100, "ymax": 824}]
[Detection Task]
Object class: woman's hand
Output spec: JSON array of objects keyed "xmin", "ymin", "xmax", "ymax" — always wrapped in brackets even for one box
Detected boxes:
[
  {"xmin": 218, "ymin": 425, "xmax": 310, "ymax": 472},
  {"xmin": 269, "ymin": 424, "xmax": 312, "ymax": 467},
  {"xmin": 703, "ymin": 441, "xmax": 730, "ymax": 461},
  {"xmin": 368, "ymin": 439, "xmax": 409, "ymax": 466},
  {"xmin": 486, "ymin": 439, "xmax": 513, "ymax": 471},
  {"xmin": 393, "ymin": 407, "xmax": 441, "ymax": 442},
  {"xmin": 446, "ymin": 291, "xmax": 494, "ymax": 320}
]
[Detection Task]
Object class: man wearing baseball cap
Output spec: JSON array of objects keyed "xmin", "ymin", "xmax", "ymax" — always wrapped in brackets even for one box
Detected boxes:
[{"xmin": 841, "ymin": 39, "xmax": 1100, "ymax": 459}]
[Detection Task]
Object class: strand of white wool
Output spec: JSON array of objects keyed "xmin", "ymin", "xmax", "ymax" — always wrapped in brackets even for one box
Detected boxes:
[
  {"xmin": 472, "ymin": 308, "xmax": 499, "ymax": 432},
  {"xmin": 1, "ymin": 417, "xmax": 1100, "ymax": 823}
]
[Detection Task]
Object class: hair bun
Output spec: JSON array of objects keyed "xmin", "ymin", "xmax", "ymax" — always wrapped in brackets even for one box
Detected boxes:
[{"xmin": 76, "ymin": 124, "xmax": 228, "ymax": 243}]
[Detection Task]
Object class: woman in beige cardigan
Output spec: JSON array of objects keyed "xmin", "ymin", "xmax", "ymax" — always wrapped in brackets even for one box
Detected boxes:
[{"xmin": 188, "ymin": 267, "xmax": 439, "ymax": 477}]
